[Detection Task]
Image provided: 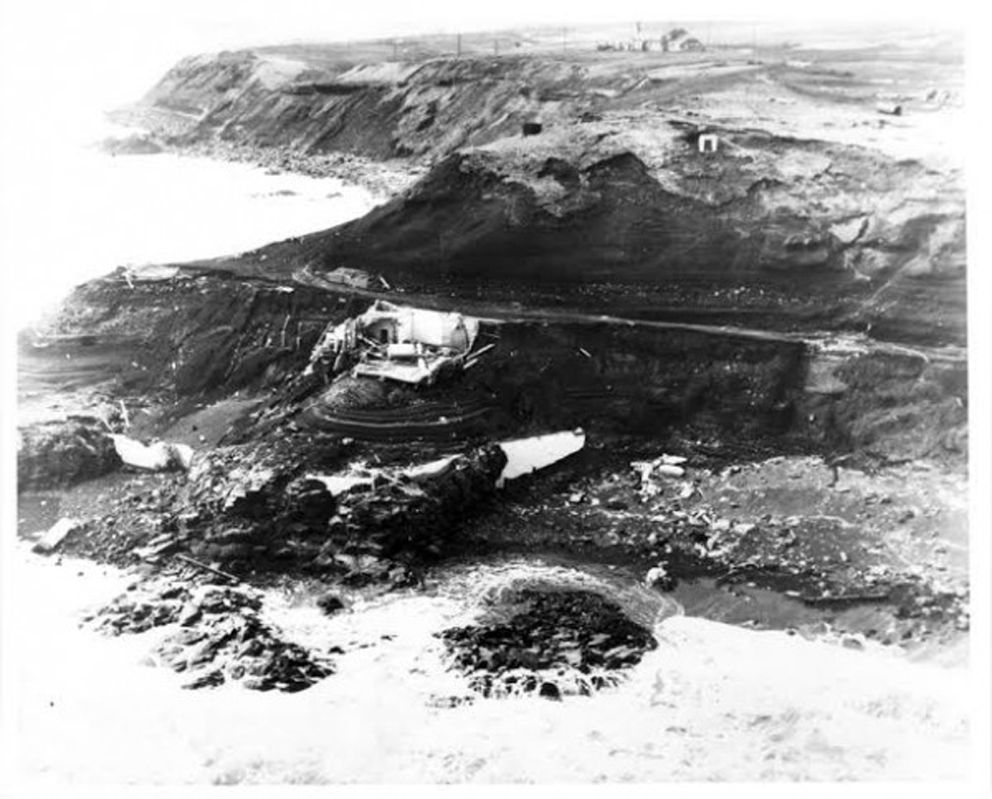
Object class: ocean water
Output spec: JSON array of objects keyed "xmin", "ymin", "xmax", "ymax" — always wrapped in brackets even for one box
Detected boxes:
[
  {"xmin": 1, "ymin": 549, "xmax": 972, "ymax": 785},
  {"xmin": 3, "ymin": 120, "xmax": 379, "ymax": 332}
]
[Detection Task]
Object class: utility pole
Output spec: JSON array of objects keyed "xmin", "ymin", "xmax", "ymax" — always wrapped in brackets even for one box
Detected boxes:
[
  {"xmin": 456, "ymin": 32, "xmax": 462, "ymax": 57},
  {"xmin": 494, "ymin": 38, "xmax": 498, "ymax": 57}
]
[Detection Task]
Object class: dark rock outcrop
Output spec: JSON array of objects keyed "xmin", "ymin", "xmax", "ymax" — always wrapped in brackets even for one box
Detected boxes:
[
  {"xmin": 439, "ymin": 587, "xmax": 658, "ymax": 698},
  {"xmin": 174, "ymin": 441, "xmax": 507, "ymax": 576},
  {"xmin": 17, "ymin": 416, "xmax": 122, "ymax": 491},
  {"xmin": 92, "ymin": 580, "xmax": 333, "ymax": 692}
]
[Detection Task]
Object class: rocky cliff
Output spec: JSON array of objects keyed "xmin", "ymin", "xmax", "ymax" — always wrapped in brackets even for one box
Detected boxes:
[{"xmin": 144, "ymin": 51, "xmax": 600, "ymax": 160}]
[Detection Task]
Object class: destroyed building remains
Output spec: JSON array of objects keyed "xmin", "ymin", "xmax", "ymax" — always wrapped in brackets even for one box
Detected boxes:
[{"xmin": 306, "ymin": 300, "xmax": 484, "ymax": 386}]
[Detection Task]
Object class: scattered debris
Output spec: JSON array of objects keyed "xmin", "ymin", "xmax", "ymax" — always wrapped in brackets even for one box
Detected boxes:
[
  {"xmin": 32, "ymin": 517, "xmax": 83, "ymax": 554},
  {"xmin": 632, "ymin": 454, "xmax": 689, "ymax": 497},
  {"xmin": 175, "ymin": 554, "xmax": 241, "ymax": 584},
  {"xmin": 322, "ymin": 267, "xmax": 372, "ymax": 289}
]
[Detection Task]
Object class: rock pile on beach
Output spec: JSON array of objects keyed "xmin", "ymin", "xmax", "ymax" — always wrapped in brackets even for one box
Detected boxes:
[
  {"xmin": 91, "ymin": 580, "xmax": 333, "ymax": 692},
  {"xmin": 439, "ymin": 588, "xmax": 657, "ymax": 699}
]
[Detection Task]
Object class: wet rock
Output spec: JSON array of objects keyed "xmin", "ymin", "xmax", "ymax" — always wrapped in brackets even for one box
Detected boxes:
[
  {"xmin": 181, "ymin": 442, "xmax": 505, "ymax": 578},
  {"xmin": 316, "ymin": 592, "xmax": 345, "ymax": 615},
  {"xmin": 182, "ymin": 669, "xmax": 225, "ymax": 690},
  {"xmin": 439, "ymin": 588, "xmax": 656, "ymax": 699},
  {"xmin": 538, "ymin": 682, "xmax": 562, "ymax": 701},
  {"xmin": 90, "ymin": 578, "xmax": 333, "ymax": 692},
  {"xmin": 426, "ymin": 695, "xmax": 476, "ymax": 709},
  {"xmin": 177, "ymin": 602, "xmax": 202, "ymax": 627}
]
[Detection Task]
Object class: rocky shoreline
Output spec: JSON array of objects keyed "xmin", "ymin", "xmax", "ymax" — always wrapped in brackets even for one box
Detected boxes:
[
  {"xmin": 16, "ymin": 37, "xmax": 970, "ymax": 707},
  {"xmin": 105, "ymin": 104, "xmax": 425, "ymax": 199}
]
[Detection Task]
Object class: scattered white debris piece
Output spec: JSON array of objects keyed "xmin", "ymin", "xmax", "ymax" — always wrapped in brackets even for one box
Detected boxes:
[
  {"xmin": 32, "ymin": 518, "xmax": 82, "ymax": 554},
  {"xmin": 118, "ymin": 400, "xmax": 131, "ymax": 429},
  {"xmin": 645, "ymin": 563, "xmax": 669, "ymax": 586},
  {"xmin": 111, "ymin": 435, "xmax": 193, "ymax": 472},
  {"xmin": 497, "ymin": 429, "xmax": 586, "ymax": 488},
  {"xmin": 304, "ymin": 472, "xmax": 374, "ymax": 496},
  {"xmin": 404, "ymin": 456, "xmax": 457, "ymax": 483},
  {"xmin": 632, "ymin": 454, "xmax": 690, "ymax": 496}
]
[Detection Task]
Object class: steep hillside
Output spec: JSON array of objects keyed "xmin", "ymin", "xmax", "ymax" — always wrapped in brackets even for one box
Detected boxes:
[{"xmin": 207, "ymin": 119, "xmax": 964, "ymax": 346}]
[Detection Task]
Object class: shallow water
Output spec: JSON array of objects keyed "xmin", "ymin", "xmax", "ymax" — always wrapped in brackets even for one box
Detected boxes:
[{"xmin": 1, "ymin": 547, "xmax": 971, "ymax": 784}]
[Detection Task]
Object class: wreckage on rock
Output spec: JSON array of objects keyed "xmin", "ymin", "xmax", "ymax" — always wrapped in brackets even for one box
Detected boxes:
[{"xmin": 146, "ymin": 440, "xmax": 510, "ymax": 582}]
